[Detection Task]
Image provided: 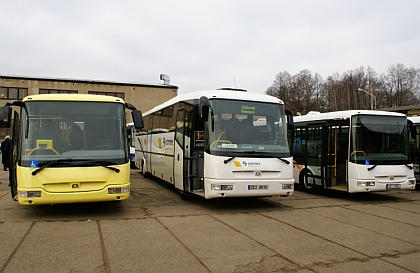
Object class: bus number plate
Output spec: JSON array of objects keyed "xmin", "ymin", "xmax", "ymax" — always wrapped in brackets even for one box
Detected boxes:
[
  {"xmin": 248, "ymin": 185, "xmax": 268, "ymax": 190},
  {"xmin": 386, "ymin": 184, "xmax": 401, "ymax": 189}
]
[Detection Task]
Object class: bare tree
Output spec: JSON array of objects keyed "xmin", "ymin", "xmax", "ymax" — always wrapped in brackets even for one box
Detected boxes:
[
  {"xmin": 266, "ymin": 71, "xmax": 293, "ymax": 105},
  {"xmin": 380, "ymin": 64, "xmax": 420, "ymax": 107},
  {"xmin": 267, "ymin": 63, "xmax": 419, "ymax": 114}
]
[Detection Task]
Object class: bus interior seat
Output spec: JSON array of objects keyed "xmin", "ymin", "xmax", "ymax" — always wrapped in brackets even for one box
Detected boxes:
[
  {"xmin": 225, "ymin": 117, "xmax": 241, "ymax": 144},
  {"xmin": 241, "ymin": 118, "xmax": 259, "ymax": 144}
]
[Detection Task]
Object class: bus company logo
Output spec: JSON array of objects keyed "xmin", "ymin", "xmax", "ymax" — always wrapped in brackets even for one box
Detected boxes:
[
  {"xmin": 233, "ymin": 161, "xmax": 242, "ymax": 167},
  {"xmin": 165, "ymin": 139, "xmax": 174, "ymax": 145},
  {"xmin": 242, "ymin": 161, "xmax": 261, "ymax": 167}
]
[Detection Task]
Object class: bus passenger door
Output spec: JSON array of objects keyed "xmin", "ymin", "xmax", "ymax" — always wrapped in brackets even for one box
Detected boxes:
[
  {"xmin": 302, "ymin": 122, "xmax": 328, "ymax": 191},
  {"xmin": 9, "ymin": 111, "xmax": 19, "ymax": 199},
  {"xmin": 329, "ymin": 124, "xmax": 349, "ymax": 190},
  {"xmin": 325, "ymin": 125, "xmax": 336, "ymax": 188},
  {"xmin": 174, "ymin": 106, "xmax": 193, "ymax": 193},
  {"xmin": 174, "ymin": 108, "xmax": 186, "ymax": 191}
]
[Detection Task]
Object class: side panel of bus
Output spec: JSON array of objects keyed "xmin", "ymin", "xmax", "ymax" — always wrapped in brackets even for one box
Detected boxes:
[{"xmin": 149, "ymin": 131, "xmax": 174, "ymax": 183}]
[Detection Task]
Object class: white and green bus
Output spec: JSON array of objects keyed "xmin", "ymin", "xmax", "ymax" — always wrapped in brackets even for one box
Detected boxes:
[
  {"xmin": 0, "ymin": 94, "xmax": 143, "ymax": 205},
  {"xmin": 289, "ymin": 110, "xmax": 416, "ymax": 193},
  {"xmin": 135, "ymin": 88, "xmax": 294, "ymax": 199}
]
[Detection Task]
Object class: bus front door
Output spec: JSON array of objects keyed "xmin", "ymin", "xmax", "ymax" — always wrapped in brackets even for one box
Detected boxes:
[
  {"xmin": 9, "ymin": 111, "xmax": 19, "ymax": 200},
  {"xmin": 302, "ymin": 122, "xmax": 329, "ymax": 192},
  {"xmin": 173, "ymin": 105, "xmax": 194, "ymax": 197},
  {"xmin": 326, "ymin": 123, "xmax": 349, "ymax": 190}
]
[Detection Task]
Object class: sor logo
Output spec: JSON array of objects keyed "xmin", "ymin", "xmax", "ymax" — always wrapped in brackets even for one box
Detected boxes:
[{"xmin": 243, "ymin": 161, "xmax": 247, "ymax": 166}]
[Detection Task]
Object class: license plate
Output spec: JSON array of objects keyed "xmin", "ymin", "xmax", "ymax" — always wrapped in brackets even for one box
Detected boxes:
[
  {"xmin": 387, "ymin": 184, "xmax": 401, "ymax": 189},
  {"xmin": 248, "ymin": 185, "xmax": 268, "ymax": 190}
]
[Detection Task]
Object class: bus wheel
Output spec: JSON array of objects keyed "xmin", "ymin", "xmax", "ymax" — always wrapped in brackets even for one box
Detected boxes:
[
  {"xmin": 180, "ymin": 190, "xmax": 194, "ymax": 200},
  {"xmin": 300, "ymin": 169, "xmax": 315, "ymax": 193},
  {"xmin": 141, "ymin": 162, "xmax": 150, "ymax": 178}
]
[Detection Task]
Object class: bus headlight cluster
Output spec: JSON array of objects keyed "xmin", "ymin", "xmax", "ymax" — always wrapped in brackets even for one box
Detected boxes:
[
  {"xmin": 357, "ymin": 181, "xmax": 375, "ymax": 187},
  {"xmin": 18, "ymin": 191, "xmax": 41, "ymax": 198},
  {"xmin": 211, "ymin": 184, "xmax": 233, "ymax": 191},
  {"xmin": 282, "ymin": 184, "xmax": 293, "ymax": 190},
  {"xmin": 108, "ymin": 187, "xmax": 129, "ymax": 194},
  {"xmin": 408, "ymin": 179, "xmax": 415, "ymax": 185}
]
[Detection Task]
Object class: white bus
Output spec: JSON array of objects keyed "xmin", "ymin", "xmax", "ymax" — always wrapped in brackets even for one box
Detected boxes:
[
  {"xmin": 135, "ymin": 88, "xmax": 294, "ymax": 199},
  {"xmin": 127, "ymin": 122, "xmax": 136, "ymax": 168},
  {"xmin": 408, "ymin": 116, "xmax": 420, "ymax": 187},
  {"xmin": 289, "ymin": 110, "xmax": 416, "ymax": 193}
]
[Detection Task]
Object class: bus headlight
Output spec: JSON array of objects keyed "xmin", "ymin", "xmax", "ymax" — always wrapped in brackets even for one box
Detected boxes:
[
  {"xmin": 357, "ymin": 181, "xmax": 375, "ymax": 187},
  {"xmin": 18, "ymin": 191, "xmax": 42, "ymax": 198},
  {"xmin": 211, "ymin": 184, "xmax": 233, "ymax": 191},
  {"xmin": 408, "ymin": 179, "xmax": 415, "ymax": 185},
  {"xmin": 108, "ymin": 187, "xmax": 129, "ymax": 194},
  {"xmin": 282, "ymin": 184, "xmax": 293, "ymax": 190}
]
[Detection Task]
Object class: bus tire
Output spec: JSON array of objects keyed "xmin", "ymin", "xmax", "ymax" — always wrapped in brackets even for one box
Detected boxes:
[
  {"xmin": 300, "ymin": 169, "xmax": 316, "ymax": 193},
  {"xmin": 180, "ymin": 190, "xmax": 194, "ymax": 200},
  {"xmin": 141, "ymin": 161, "xmax": 151, "ymax": 178}
]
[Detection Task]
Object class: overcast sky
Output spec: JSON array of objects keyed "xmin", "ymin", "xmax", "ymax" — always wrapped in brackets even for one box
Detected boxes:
[{"xmin": 1, "ymin": 0, "xmax": 419, "ymax": 94}]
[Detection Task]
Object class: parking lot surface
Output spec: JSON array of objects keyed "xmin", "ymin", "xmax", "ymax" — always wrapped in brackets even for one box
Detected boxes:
[{"xmin": 0, "ymin": 169, "xmax": 419, "ymax": 273}]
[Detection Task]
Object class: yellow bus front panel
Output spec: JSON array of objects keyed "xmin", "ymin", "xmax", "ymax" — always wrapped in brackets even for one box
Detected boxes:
[{"xmin": 15, "ymin": 163, "xmax": 130, "ymax": 205}]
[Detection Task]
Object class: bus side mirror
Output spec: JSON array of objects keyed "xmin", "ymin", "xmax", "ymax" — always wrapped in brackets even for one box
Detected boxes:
[
  {"xmin": 409, "ymin": 124, "xmax": 416, "ymax": 139},
  {"xmin": 199, "ymin": 96, "xmax": 210, "ymax": 122},
  {"xmin": 0, "ymin": 106, "xmax": 12, "ymax": 128},
  {"xmin": 285, "ymin": 108, "xmax": 294, "ymax": 127},
  {"xmin": 132, "ymin": 110, "xmax": 144, "ymax": 129}
]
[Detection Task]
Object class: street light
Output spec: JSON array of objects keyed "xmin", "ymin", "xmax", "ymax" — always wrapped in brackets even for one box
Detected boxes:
[{"xmin": 358, "ymin": 88, "xmax": 377, "ymax": 110}]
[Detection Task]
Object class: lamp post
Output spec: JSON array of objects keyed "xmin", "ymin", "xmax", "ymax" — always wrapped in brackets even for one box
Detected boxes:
[{"xmin": 358, "ymin": 88, "xmax": 377, "ymax": 110}]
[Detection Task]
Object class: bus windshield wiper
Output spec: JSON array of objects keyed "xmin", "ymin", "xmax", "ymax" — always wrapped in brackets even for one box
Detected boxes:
[
  {"xmin": 71, "ymin": 160, "xmax": 120, "ymax": 173},
  {"xmin": 277, "ymin": 158, "xmax": 290, "ymax": 164},
  {"xmin": 368, "ymin": 160, "xmax": 413, "ymax": 171},
  {"xmin": 404, "ymin": 163, "xmax": 414, "ymax": 170},
  {"xmin": 224, "ymin": 151, "xmax": 256, "ymax": 164},
  {"xmin": 32, "ymin": 159, "xmax": 74, "ymax": 175},
  {"xmin": 32, "ymin": 159, "xmax": 120, "ymax": 175},
  {"xmin": 367, "ymin": 160, "xmax": 384, "ymax": 171},
  {"xmin": 223, "ymin": 151, "xmax": 290, "ymax": 165}
]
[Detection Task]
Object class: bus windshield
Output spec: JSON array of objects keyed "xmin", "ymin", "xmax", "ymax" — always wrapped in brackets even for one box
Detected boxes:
[
  {"xmin": 207, "ymin": 99, "xmax": 290, "ymax": 157},
  {"xmin": 20, "ymin": 101, "xmax": 127, "ymax": 167},
  {"xmin": 350, "ymin": 114, "xmax": 410, "ymax": 164}
]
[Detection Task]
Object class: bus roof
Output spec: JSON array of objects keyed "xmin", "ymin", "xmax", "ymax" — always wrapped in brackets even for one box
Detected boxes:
[
  {"xmin": 22, "ymin": 94, "xmax": 126, "ymax": 104},
  {"xmin": 294, "ymin": 110, "xmax": 407, "ymax": 123},
  {"xmin": 408, "ymin": 116, "xmax": 420, "ymax": 124},
  {"xmin": 143, "ymin": 89, "xmax": 284, "ymax": 116}
]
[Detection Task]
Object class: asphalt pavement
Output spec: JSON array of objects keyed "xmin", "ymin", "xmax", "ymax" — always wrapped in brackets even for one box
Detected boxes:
[{"xmin": 0, "ymin": 169, "xmax": 420, "ymax": 273}]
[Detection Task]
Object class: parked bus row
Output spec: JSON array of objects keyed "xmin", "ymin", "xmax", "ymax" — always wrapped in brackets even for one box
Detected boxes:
[
  {"xmin": 133, "ymin": 89, "xmax": 417, "ymax": 199},
  {"xmin": 2, "ymin": 90, "xmax": 417, "ymax": 206}
]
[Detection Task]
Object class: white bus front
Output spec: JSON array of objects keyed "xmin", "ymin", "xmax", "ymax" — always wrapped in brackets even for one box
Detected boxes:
[
  {"xmin": 348, "ymin": 114, "xmax": 416, "ymax": 192},
  {"xmin": 201, "ymin": 98, "xmax": 294, "ymax": 198}
]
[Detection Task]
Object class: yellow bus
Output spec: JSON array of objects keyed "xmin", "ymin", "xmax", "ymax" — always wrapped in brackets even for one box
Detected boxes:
[{"xmin": 0, "ymin": 94, "xmax": 143, "ymax": 205}]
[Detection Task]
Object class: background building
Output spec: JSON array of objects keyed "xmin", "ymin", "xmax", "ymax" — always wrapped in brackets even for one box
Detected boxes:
[{"xmin": 0, "ymin": 74, "xmax": 178, "ymax": 137}]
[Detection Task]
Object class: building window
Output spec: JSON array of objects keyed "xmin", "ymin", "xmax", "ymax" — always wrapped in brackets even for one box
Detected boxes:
[
  {"xmin": 88, "ymin": 91, "xmax": 125, "ymax": 100},
  {"xmin": 39, "ymin": 89, "xmax": 78, "ymax": 94},
  {"xmin": 0, "ymin": 87, "xmax": 28, "ymax": 99}
]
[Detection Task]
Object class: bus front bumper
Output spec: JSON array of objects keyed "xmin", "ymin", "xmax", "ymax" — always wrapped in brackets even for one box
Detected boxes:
[
  {"xmin": 204, "ymin": 178, "xmax": 294, "ymax": 199},
  {"xmin": 16, "ymin": 184, "xmax": 130, "ymax": 205}
]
